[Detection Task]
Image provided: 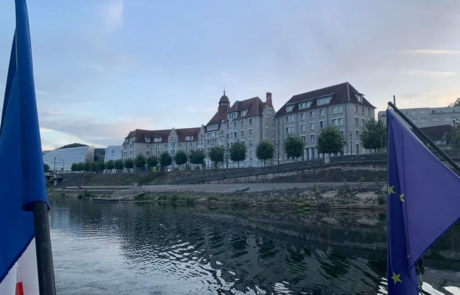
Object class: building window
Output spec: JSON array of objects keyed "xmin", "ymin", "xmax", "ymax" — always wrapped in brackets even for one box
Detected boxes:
[
  {"xmin": 332, "ymin": 118, "xmax": 344, "ymax": 126},
  {"xmin": 310, "ymin": 123, "xmax": 315, "ymax": 130},
  {"xmin": 317, "ymin": 96, "xmax": 332, "ymax": 105},
  {"xmin": 250, "ymin": 151, "xmax": 253, "ymax": 159},
  {"xmin": 301, "ymin": 136, "xmax": 306, "ymax": 142},
  {"xmin": 207, "ymin": 124, "xmax": 218, "ymax": 131},
  {"xmin": 310, "ymin": 134, "xmax": 315, "ymax": 142},
  {"xmin": 299, "ymin": 101, "xmax": 313, "ymax": 109},
  {"xmin": 241, "ymin": 130, "xmax": 245, "ymax": 137},
  {"xmin": 310, "ymin": 111, "xmax": 315, "ymax": 118},
  {"xmin": 249, "ymin": 129, "xmax": 253, "ymax": 135},
  {"xmin": 356, "ymin": 130, "xmax": 359, "ymax": 138},
  {"xmin": 165, "ymin": 144, "xmax": 167, "ymax": 148},
  {"xmin": 320, "ymin": 121, "xmax": 324, "ymax": 129},
  {"xmin": 300, "ymin": 112, "xmax": 306, "ymax": 120},
  {"xmin": 234, "ymin": 132, "xmax": 237, "ymax": 138},
  {"xmin": 332, "ymin": 105, "xmax": 343, "ymax": 114},
  {"xmin": 227, "ymin": 133, "xmax": 229, "ymax": 139},
  {"xmin": 227, "ymin": 123, "xmax": 229, "ymax": 129},
  {"xmin": 286, "ymin": 105, "xmax": 294, "ymax": 112},
  {"xmin": 361, "ymin": 107, "xmax": 364, "ymax": 115},
  {"xmin": 301, "ymin": 124, "xmax": 306, "ymax": 132},
  {"xmin": 185, "ymin": 136, "xmax": 194, "ymax": 140},
  {"xmin": 362, "ymin": 119, "xmax": 365, "ymax": 126},
  {"xmin": 354, "ymin": 105, "xmax": 358, "ymax": 113},
  {"xmin": 249, "ymin": 140, "xmax": 253, "ymax": 146},
  {"xmin": 368, "ymin": 108, "xmax": 371, "ymax": 116},
  {"xmin": 286, "ymin": 115, "xmax": 295, "ymax": 123},
  {"xmin": 355, "ymin": 94, "xmax": 363, "ymax": 102},
  {"xmin": 241, "ymin": 120, "xmax": 244, "ymax": 126},
  {"xmin": 228, "ymin": 112, "xmax": 238, "ymax": 119},
  {"xmin": 319, "ymin": 109, "xmax": 325, "ymax": 117},
  {"xmin": 249, "ymin": 118, "xmax": 253, "ymax": 124},
  {"xmin": 234, "ymin": 122, "xmax": 237, "ymax": 128},
  {"xmin": 420, "ymin": 110, "xmax": 426, "ymax": 115},
  {"xmin": 241, "ymin": 110, "xmax": 248, "ymax": 117},
  {"xmin": 146, "ymin": 151, "xmax": 150, "ymax": 155},
  {"xmin": 265, "ymin": 117, "xmax": 268, "ymax": 124},
  {"xmin": 286, "ymin": 126, "xmax": 294, "ymax": 134},
  {"xmin": 355, "ymin": 118, "xmax": 359, "ymax": 126},
  {"xmin": 265, "ymin": 128, "xmax": 268, "ymax": 135}
]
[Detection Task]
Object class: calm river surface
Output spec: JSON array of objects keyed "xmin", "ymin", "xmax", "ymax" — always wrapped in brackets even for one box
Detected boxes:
[{"xmin": 49, "ymin": 199, "xmax": 460, "ymax": 295}]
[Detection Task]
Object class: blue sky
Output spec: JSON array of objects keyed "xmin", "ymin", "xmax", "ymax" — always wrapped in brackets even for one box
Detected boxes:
[{"xmin": 0, "ymin": 0, "xmax": 459, "ymax": 150}]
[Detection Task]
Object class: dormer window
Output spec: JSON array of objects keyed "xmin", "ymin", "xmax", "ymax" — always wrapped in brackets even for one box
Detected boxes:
[
  {"xmin": 145, "ymin": 137, "xmax": 150, "ymax": 143},
  {"xmin": 299, "ymin": 101, "xmax": 312, "ymax": 109},
  {"xmin": 286, "ymin": 105, "xmax": 294, "ymax": 112},
  {"xmin": 207, "ymin": 124, "xmax": 218, "ymax": 131},
  {"xmin": 185, "ymin": 136, "xmax": 194, "ymax": 141},
  {"xmin": 228, "ymin": 112, "xmax": 238, "ymax": 120},
  {"xmin": 154, "ymin": 138, "xmax": 161, "ymax": 143},
  {"xmin": 317, "ymin": 96, "xmax": 332, "ymax": 106},
  {"xmin": 355, "ymin": 94, "xmax": 363, "ymax": 103},
  {"xmin": 241, "ymin": 110, "xmax": 248, "ymax": 117}
]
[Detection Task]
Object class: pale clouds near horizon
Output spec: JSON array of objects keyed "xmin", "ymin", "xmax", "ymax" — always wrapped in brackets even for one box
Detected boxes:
[{"xmin": 0, "ymin": 0, "xmax": 459, "ymax": 149}]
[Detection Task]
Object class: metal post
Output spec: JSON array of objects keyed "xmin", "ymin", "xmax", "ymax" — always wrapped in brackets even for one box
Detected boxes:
[
  {"xmin": 350, "ymin": 133, "xmax": 353, "ymax": 155},
  {"xmin": 33, "ymin": 201, "xmax": 57, "ymax": 295},
  {"xmin": 388, "ymin": 101, "xmax": 460, "ymax": 174},
  {"xmin": 393, "ymin": 95, "xmax": 396, "ymax": 106},
  {"xmin": 53, "ymin": 156, "xmax": 56, "ymax": 172}
]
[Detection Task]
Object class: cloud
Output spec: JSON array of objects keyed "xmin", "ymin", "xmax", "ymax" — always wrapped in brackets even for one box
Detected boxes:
[
  {"xmin": 403, "ymin": 50, "xmax": 460, "ymax": 55},
  {"xmin": 404, "ymin": 70, "xmax": 457, "ymax": 77},
  {"xmin": 187, "ymin": 107, "xmax": 215, "ymax": 113},
  {"xmin": 101, "ymin": 0, "xmax": 124, "ymax": 31}
]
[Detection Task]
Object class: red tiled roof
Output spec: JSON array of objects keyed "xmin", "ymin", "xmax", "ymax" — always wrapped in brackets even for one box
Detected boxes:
[
  {"xmin": 175, "ymin": 127, "xmax": 201, "ymax": 142},
  {"xmin": 226, "ymin": 97, "xmax": 268, "ymax": 120},
  {"xmin": 275, "ymin": 82, "xmax": 375, "ymax": 117}
]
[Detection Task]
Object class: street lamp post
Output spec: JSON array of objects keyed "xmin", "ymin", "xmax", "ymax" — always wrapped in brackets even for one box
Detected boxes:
[
  {"xmin": 53, "ymin": 156, "xmax": 56, "ymax": 173},
  {"xmin": 350, "ymin": 133, "xmax": 353, "ymax": 155}
]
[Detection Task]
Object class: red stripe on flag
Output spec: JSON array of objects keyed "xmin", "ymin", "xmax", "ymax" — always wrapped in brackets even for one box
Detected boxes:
[{"xmin": 15, "ymin": 282, "xmax": 24, "ymax": 295}]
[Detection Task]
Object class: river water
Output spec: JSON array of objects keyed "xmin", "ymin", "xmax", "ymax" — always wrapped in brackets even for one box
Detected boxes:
[{"xmin": 49, "ymin": 199, "xmax": 460, "ymax": 295}]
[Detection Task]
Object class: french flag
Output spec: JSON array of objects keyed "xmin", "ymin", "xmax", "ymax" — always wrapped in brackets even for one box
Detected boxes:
[{"xmin": 0, "ymin": 1, "xmax": 53, "ymax": 294}]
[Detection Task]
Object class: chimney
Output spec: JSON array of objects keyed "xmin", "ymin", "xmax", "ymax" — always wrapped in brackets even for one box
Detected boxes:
[{"xmin": 266, "ymin": 92, "xmax": 273, "ymax": 107}]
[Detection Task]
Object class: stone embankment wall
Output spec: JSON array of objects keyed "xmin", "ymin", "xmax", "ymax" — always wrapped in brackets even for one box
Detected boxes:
[{"xmin": 57, "ymin": 151, "xmax": 460, "ymax": 186}]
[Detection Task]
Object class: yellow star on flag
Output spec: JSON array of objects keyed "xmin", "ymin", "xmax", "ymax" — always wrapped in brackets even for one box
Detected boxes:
[
  {"xmin": 391, "ymin": 272, "xmax": 402, "ymax": 285},
  {"xmin": 400, "ymin": 194, "xmax": 405, "ymax": 202},
  {"xmin": 388, "ymin": 185, "xmax": 395, "ymax": 195}
]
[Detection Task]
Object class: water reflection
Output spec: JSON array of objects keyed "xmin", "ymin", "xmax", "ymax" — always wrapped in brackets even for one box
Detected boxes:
[{"xmin": 49, "ymin": 200, "xmax": 460, "ymax": 295}]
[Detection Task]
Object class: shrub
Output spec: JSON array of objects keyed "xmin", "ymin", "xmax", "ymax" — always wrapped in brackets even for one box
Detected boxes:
[
  {"xmin": 158, "ymin": 194, "xmax": 168, "ymax": 201},
  {"xmin": 300, "ymin": 201, "xmax": 310, "ymax": 208},
  {"xmin": 207, "ymin": 195, "xmax": 220, "ymax": 201},
  {"xmin": 78, "ymin": 190, "xmax": 96, "ymax": 199},
  {"xmin": 378, "ymin": 193, "xmax": 386, "ymax": 205}
]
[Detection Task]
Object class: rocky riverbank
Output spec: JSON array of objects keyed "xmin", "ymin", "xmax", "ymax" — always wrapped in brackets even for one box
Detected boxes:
[{"xmin": 49, "ymin": 182, "xmax": 387, "ymax": 210}]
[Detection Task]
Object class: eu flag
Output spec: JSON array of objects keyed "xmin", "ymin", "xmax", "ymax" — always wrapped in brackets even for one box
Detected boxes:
[
  {"xmin": 386, "ymin": 109, "xmax": 460, "ymax": 294},
  {"xmin": 0, "ymin": 0, "xmax": 50, "ymax": 293}
]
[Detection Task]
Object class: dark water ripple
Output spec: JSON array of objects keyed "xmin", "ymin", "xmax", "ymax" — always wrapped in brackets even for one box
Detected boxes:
[{"xmin": 49, "ymin": 200, "xmax": 460, "ymax": 295}]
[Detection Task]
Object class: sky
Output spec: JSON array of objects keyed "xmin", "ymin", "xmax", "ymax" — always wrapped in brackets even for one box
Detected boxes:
[{"xmin": 0, "ymin": 0, "xmax": 459, "ymax": 150}]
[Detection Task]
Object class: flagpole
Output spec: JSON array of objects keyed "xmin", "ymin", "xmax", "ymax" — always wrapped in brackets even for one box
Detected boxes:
[
  {"xmin": 33, "ymin": 202, "xmax": 57, "ymax": 295},
  {"xmin": 388, "ymin": 101, "xmax": 460, "ymax": 174}
]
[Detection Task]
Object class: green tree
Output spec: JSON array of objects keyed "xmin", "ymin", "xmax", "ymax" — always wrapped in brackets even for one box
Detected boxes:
[
  {"xmin": 97, "ymin": 161, "xmax": 106, "ymax": 172},
  {"xmin": 189, "ymin": 149, "xmax": 206, "ymax": 168},
  {"xmin": 208, "ymin": 146, "xmax": 225, "ymax": 168},
  {"xmin": 174, "ymin": 150, "xmax": 187, "ymax": 167},
  {"xmin": 83, "ymin": 162, "xmax": 91, "ymax": 172},
  {"xmin": 317, "ymin": 126, "xmax": 346, "ymax": 155},
  {"xmin": 106, "ymin": 160, "xmax": 115, "ymax": 170},
  {"xmin": 124, "ymin": 158, "xmax": 134, "ymax": 169},
  {"xmin": 147, "ymin": 156, "xmax": 158, "ymax": 169},
  {"xmin": 91, "ymin": 162, "xmax": 99, "ymax": 172},
  {"xmin": 114, "ymin": 159, "xmax": 124, "ymax": 171},
  {"xmin": 256, "ymin": 140, "xmax": 275, "ymax": 166},
  {"xmin": 360, "ymin": 119, "xmax": 387, "ymax": 152},
  {"xmin": 229, "ymin": 142, "xmax": 246, "ymax": 167},
  {"xmin": 44, "ymin": 164, "xmax": 50, "ymax": 173},
  {"xmin": 77, "ymin": 162, "xmax": 85, "ymax": 171},
  {"xmin": 284, "ymin": 135, "xmax": 303, "ymax": 161},
  {"xmin": 159, "ymin": 151, "xmax": 172, "ymax": 168},
  {"xmin": 134, "ymin": 154, "xmax": 146, "ymax": 170},
  {"xmin": 71, "ymin": 163, "xmax": 78, "ymax": 172}
]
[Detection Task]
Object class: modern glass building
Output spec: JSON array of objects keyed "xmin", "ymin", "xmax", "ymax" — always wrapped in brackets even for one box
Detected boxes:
[
  {"xmin": 43, "ymin": 146, "xmax": 95, "ymax": 172},
  {"xmin": 104, "ymin": 146, "xmax": 122, "ymax": 162}
]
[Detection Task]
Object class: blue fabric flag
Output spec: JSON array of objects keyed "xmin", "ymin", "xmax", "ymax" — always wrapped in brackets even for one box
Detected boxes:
[
  {"xmin": 386, "ymin": 109, "xmax": 460, "ymax": 294},
  {"xmin": 0, "ymin": 0, "xmax": 49, "ymax": 284}
]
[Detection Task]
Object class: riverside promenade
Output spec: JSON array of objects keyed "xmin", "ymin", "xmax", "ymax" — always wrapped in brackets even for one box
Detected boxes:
[{"xmin": 63, "ymin": 182, "xmax": 373, "ymax": 193}]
